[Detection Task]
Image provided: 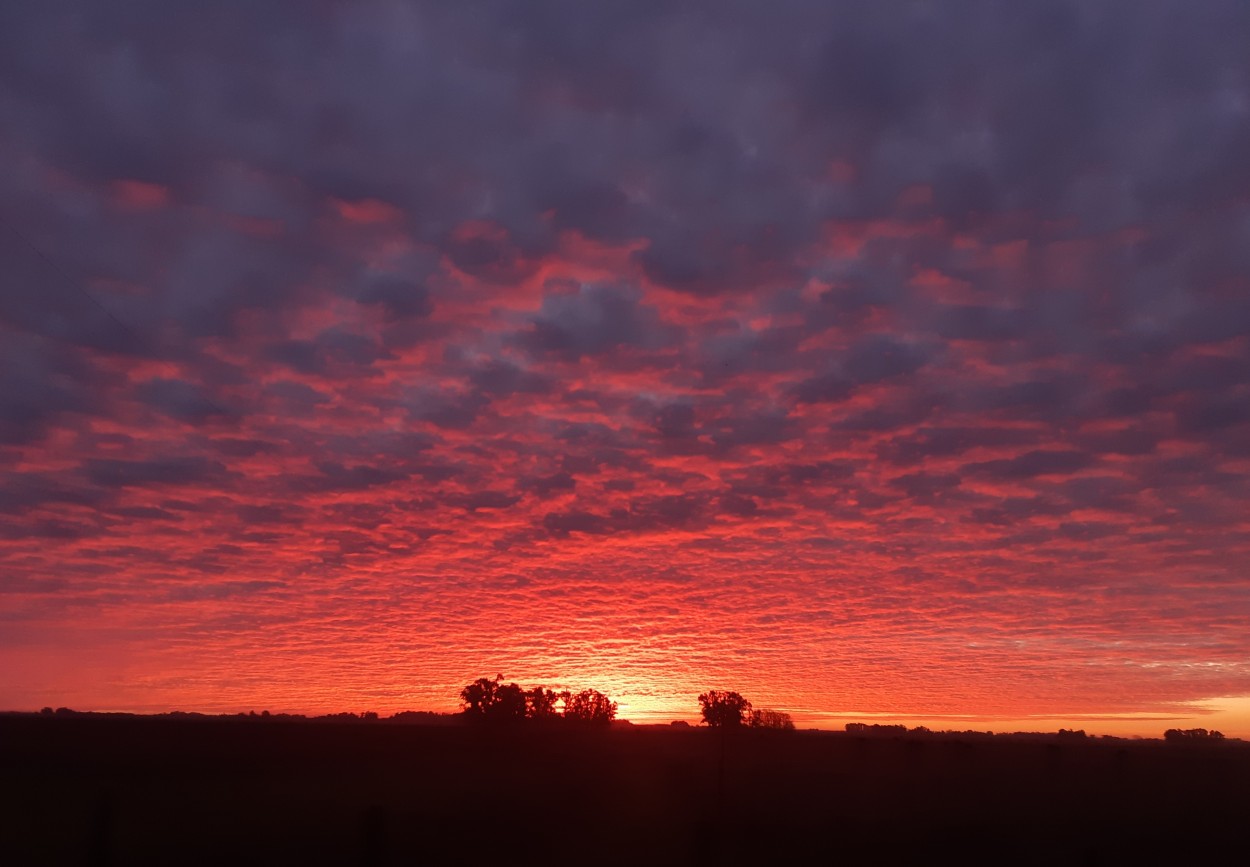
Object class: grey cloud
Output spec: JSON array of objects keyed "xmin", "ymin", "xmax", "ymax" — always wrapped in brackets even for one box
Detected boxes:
[
  {"xmin": 136, "ymin": 377, "xmax": 227, "ymax": 423},
  {"xmin": 707, "ymin": 409, "xmax": 795, "ymax": 450},
  {"xmin": 212, "ymin": 437, "xmax": 280, "ymax": 458},
  {"xmin": 518, "ymin": 472, "xmax": 576, "ymax": 499},
  {"xmin": 843, "ymin": 336, "xmax": 932, "ymax": 385},
  {"xmin": 85, "ymin": 457, "xmax": 231, "ymax": 488},
  {"xmin": 0, "ymin": 473, "xmax": 105, "ymax": 514},
  {"xmin": 542, "ymin": 492, "xmax": 709, "ymax": 538},
  {"xmin": 237, "ymin": 503, "xmax": 306, "ymax": 525},
  {"xmin": 891, "ymin": 472, "xmax": 963, "ymax": 502},
  {"xmin": 290, "ymin": 462, "xmax": 410, "ymax": 493},
  {"xmin": 267, "ymin": 329, "xmax": 393, "ymax": 376},
  {"xmin": 356, "ymin": 277, "xmax": 433, "ymax": 322},
  {"xmin": 653, "ymin": 403, "xmax": 697, "ymax": 442},
  {"xmin": 1060, "ymin": 476, "xmax": 1140, "ymax": 512},
  {"xmin": 467, "ymin": 359, "xmax": 553, "ymax": 399},
  {"xmin": 934, "ymin": 304, "xmax": 1030, "ymax": 343},
  {"xmin": 964, "ymin": 449, "xmax": 1096, "ymax": 480},
  {"xmin": 796, "ymin": 335, "xmax": 934, "ymax": 404},
  {"xmin": 264, "ymin": 381, "xmax": 332, "ymax": 413},
  {"xmin": 407, "ymin": 389, "xmax": 490, "ymax": 431},
  {"xmin": 877, "ymin": 426, "xmax": 1041, "ymax": 466},
  {"xmin": 445, "ymin": 490, "xmax": 522, "ymax": 512},
  {"xmin": 518, "ymin": 282, "xmax": 681, "ymax": 361},
  {"xmin": 792, "ymin": 371, "xmax": 855, "ymax": 405},
  {"xmin": 968, "ymin": 496, "xmax": 1073, "ymax": 526},
  {"xmin": 0, "ymin": 331, "xmax": 106, "ymax": 445},
  {"xmin": 542, "ymin": 509, "xmax": 612, "ymax": 537},
  {"xmin": 718, "ymin": 492, "xmax": 759, "ymax": 517}
]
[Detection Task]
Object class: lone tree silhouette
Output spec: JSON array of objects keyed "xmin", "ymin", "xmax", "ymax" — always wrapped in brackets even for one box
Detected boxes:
[
  {"xmin": 563, "ymin": 689, "xmax": 617, "ymax": 725},
  {"xmin": 698, "ymin": 690, "xmax": 752, "ymax": 727}
]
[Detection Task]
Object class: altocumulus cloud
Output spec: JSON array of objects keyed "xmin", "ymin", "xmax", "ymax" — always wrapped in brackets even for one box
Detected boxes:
[{"xmin": 0, "ymin": 0, "xmax": 1248, "ymax": 727}]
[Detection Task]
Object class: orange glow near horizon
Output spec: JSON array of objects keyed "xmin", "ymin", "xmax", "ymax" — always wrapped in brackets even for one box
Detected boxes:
[{"xmin": 13, "ymin": 672, "xmax": 1250, "ymax": 740}]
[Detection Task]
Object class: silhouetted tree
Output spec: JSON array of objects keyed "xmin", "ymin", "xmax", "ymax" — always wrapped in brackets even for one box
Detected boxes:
[
  {"xmin": 489, "ymin": 681, "xmax": 527, "ymax": 721},
  {"xmin": 749, "ymin": 708, "xmax": 795, "ymax": 730},
  {"xmin": 460, "ymin": 676, "xmax": 497, "ymax": 715},
  {"xmin": 460, "ymin": 675, "xmax": 528, "ymax": 722},
  {"xmin": 563, "ymin": 689, "xmax": 617, "ymax": 724},
  {"xmin": 698, "ymin": 690, "xmax": 752, "ymax": 727},
  {"xmin": 526, "ymin": 687, "xmax": 561, "ymax": 720}
]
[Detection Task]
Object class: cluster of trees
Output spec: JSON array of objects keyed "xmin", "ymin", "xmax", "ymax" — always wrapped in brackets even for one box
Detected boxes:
[
  {"xmin": 846, "ymin": 724, "xmax": 1095, "ymax": 741},
  {"xmin": 845, "ymin": 723, "xmax": 909, "ymax": 735},
  {"xmin": 455, "ymin": 684, "xmax": 796, "ymax": 730},
  {"xmin": 459, "ymin": 675, "xmax": 617, "ymax": 725},
  {"xmin": 38, "ymin": 707, "xmax": 76, "ymax": 717},
  {"xmin": 697, "ymin": 690, "xmax": 794, "ymax": 730},
  {"xmin": 30, "ymin": 705, "xmax": 1240, "ymax": 743},
  {"xmin": 1165, "ymin": 728, "xmax": 1225, "ymax": 741}
]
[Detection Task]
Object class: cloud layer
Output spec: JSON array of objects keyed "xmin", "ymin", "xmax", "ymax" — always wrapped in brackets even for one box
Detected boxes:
[{"xmin": 2, "ymin": 1, "xmax": 1249, "ymax": 730}]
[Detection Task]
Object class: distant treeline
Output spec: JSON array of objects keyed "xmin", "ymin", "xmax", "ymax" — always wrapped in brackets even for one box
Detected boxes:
[
  {"xmin": 1164, "ymin": 727, "xmax": 1225, "ymax": 741},
  {"xmin": 843, "ymin": 722, "xmax": 1238, "ymax": 743},
  {"xmin": 15, "ymin": 706, "xmax": 1237, "ymax": 742},
  {"xmin": 30, "ymin": 707, "xmax": 459, "ymax": 725},
  {"xmin": 845, "ymin": 723, "xmax": 1094, "ymax": 740}
]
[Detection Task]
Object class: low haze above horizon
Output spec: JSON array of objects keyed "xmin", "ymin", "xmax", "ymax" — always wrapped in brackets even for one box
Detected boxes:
[{"xmin": 2, "ymin": 0, "xmax": 1249, "ymax": 739}]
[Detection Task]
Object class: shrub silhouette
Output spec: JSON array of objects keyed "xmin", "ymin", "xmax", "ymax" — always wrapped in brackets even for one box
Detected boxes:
[{"xmin": 698, "ymin": 690, "xmax": 752, "ymax": 727}]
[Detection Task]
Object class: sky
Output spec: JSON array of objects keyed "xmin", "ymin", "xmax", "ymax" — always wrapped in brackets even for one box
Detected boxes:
[{"xmin": 2, "ymin": 0, "xmax": 1249, "ymax": 737}]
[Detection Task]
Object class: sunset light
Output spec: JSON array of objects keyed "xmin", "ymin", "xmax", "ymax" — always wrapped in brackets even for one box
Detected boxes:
[
  {"xmin": 3, "ymin": 0, "xmax": 1250, "ymax": 746},
  {"xmin": 6, "ymin": 3, "xmax": 1250, "ymax": 863}
]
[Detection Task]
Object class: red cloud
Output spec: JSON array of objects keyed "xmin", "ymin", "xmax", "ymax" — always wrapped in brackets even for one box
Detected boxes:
[
  {"xmin": 331, "ymin": 197, "xmax": 404, "ymax": 225},
  {"xmin": 112, "ymin": 179, "xmax": 170, "ymax": 211}
]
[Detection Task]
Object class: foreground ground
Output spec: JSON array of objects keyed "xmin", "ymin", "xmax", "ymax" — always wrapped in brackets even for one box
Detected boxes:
[{"xmin": 2, "ymin": 716, "xmax": 1247, "ymax": 865}]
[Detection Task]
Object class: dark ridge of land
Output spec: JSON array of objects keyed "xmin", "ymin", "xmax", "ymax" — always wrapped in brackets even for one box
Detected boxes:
[{"xmin": 2, "ymin": 715, "xmax": 1248, "ymax": 866}]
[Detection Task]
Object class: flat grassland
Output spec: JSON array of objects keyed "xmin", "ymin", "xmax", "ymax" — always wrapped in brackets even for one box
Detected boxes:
[{"xmin": 2, "ymin": 716, "xmax": 1247, "ymax": 865}]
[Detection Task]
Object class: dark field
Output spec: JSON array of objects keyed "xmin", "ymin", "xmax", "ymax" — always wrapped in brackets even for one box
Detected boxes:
[{"xmin": 2, "ymin": 717, "xmax": 1248, "ymax": 865}]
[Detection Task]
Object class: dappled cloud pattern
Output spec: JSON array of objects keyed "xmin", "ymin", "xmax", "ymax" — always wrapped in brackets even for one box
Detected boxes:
[{"xmin": 2, "ymin": 0, "xmax": 1250, "ymax": 732}]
